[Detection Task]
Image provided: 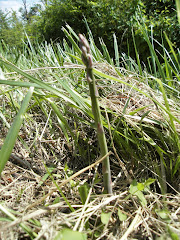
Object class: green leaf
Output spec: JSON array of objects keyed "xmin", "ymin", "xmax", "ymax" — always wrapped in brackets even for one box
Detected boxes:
[
  {"xmin": 78, "ymin": 183, "xmax": 89, "ymax": 205},
  {"xmin": 0, "ymin": 217, "xmax": 11, "ymax": 222},
  {"xmin": 118, "ymin": 208, "xmax": 127, "ymax": 222},
  {"xmin": 168, "ymin": 227, "xmax": 179, "ymax": 240},
  {"xmin": 129, "ymin": 105, "xmax": 152, "ymax": 116},
  {"xmin": 0, "ymin": 56, "xmax": 76, "ymax": 105},
  {"xmin": 129, "ymin": 180, "xmax": 139, "ymax": 195},
  {"xmin": 136, "ymin": 190, "xmax": 147, "ymax": 206},
  {"xmin": 46, "ymin": 99, "xmax": 74, "ymax": 143},
  {"xmin": 155, "ymin": 209, "xmax": 171, "ymax": 223},
  {"xmin": 53, "ymin": 197, "xmax": 61, "ymax": 204},
  {"xmin": 137, "ymin": 182, "xmax": 144, "ymax": 191},
  {"xmin": 173, "ymin": 155, "xmax": 180, "ymax": 176},
  {"xmin": 129, "ymin": 180, "xmax": 147, "ymax": 206},
  {"xmin": 144, "ymin": 178, "xmax": 156, "ymax": 186},
  {"xmin": 101, "ymin": 211, "xmax": 111, "ymax": 225},
  {"xmin": 0, "ymin": 203, "xmax": 37, "ymax": 238},
  {"xmin": 37, "ymin": 167, "xmax": 54, "ymax": 187},
  {"xmin": 54, "ymin": 229, "xmax": 87, "ymax": 240}
]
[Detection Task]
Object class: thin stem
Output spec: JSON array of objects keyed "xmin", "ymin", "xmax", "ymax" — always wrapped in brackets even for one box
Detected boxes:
[{"xmin": 79, "ymin": 34, "xmax": 112, "ymax": 194}]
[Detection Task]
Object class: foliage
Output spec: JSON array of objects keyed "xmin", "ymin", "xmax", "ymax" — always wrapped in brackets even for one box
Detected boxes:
[
  {"xmin": 0, "ymin": 3, "xmax": 180, "ymax": 238},
  {"xmin": 0, "ymin": 10, "xmax": 24, "ymax": 49},
  {"xmin": 32, "ymin": 0, "xmax": 139, "ymax": 56},
  {"xmin": 134, "ymin": 0, "xmax": 180, "ymax": 63},
  {"xmin": 176, "ymin": 0, "xmax": 180, "ymax": 23},
  {"xmin": 34, "ymin": 0, "xmax": 180, "ymax": 62},
  {"xmin": 0, "ymin": 4, "xmax": 42, "ymax": 50},
  {"xmin": 0, "ymin": 0, "xmax": 179, "ymax": 63},
  {"xmin": 0, "ymin": 86, "xmax": 34, "ymax": 175},
  {"xmin": 0, "ymin": 21, "xmax": 180, "ymax": 189}
]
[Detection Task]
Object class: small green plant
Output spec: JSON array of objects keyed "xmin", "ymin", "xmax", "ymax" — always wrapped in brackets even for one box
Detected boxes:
[{"xmin": 129, "ymin": 178, "xmax": 156, "ymax": 206}]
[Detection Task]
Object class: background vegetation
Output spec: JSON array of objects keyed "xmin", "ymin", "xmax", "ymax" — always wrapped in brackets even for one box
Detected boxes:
[{"xmin": 0, "ymin": 0, "xmax": 179, "ymax": 62}]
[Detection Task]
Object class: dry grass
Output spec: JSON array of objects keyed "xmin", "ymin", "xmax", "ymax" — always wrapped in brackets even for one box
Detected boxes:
[{"xmin": 0, "ymin": 154, "xmax": 180, "ymax": 239}]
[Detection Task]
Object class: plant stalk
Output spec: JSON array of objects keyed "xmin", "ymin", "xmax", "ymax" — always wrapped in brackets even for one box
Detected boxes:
[{"xmin": 79, "ymin": 34, "xmax": 112, "ymax": 194}]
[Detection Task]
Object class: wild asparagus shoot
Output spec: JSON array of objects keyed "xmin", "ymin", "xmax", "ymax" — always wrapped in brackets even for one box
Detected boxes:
[{"xmin": 79, "ymin": 34, "xmax": 112, "ymax": 194}]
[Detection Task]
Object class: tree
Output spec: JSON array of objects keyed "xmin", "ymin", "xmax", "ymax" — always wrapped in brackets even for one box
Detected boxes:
[
  {"xmin": 38, "ymin": 0, "xmax": 139, "ymax": 57},
  {"xmin": 20, "ymin": 0, "xmax": 29, "ymax": 21},
  {"xmin": 0, "ymin": 2, "xmax": 43, "ymax": 50},
  {"xmin": 0, "ymin": 10, "xmax": 24, "ymax": 49},
  {"xmin": 19, "ymin": 0, "xmax": 42, "ymax": 23},
  {"xmin": 0, "ymin": 10, "xmax": 9, "ymax": 30},
  {"xmin": 18, "ymin": 1, "xmax": 43, "ymax": 43}
]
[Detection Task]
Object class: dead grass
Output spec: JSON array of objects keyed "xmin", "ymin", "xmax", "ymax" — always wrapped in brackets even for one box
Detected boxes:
[{"xmin": 0, "ymin": 154, "xmax": 180, "ymax": 239}]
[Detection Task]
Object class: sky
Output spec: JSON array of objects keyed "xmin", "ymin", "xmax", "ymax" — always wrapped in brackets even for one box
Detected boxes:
[{"xmin": 0, "ymin": 0, "xmax": 41, "ymax": 12}]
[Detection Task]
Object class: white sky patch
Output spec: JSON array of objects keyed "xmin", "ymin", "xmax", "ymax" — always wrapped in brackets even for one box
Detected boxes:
[
  {"xmin": 0, "ymin": 0, "xmax": 41, "ymax": 12},
  {"xmin": 0, "ymin": 1, "xmax": 22, "ymax": 12}
]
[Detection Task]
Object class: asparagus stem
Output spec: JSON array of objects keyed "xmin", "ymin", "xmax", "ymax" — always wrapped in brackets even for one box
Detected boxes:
[{"xmin": 79, "ymin": 34, "xmax": 112, "ymax": 194}]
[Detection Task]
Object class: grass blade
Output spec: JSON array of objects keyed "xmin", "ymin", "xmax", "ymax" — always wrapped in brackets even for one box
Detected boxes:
[
  {"xmin": 0, "ymin": 87, "xmax": 34, "ymax": 175},
  {"xmin": 176, "ymin": 0, "xmax": 180, "ymax": 24},
  {"xmin": 113, "ymin": 33, "xmax": 120, "ymax": 67}
]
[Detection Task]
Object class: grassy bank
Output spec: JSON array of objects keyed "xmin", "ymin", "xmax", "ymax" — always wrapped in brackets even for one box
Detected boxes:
[{"xmin": 0, "ymin": 22, "xmax": 179, "ymax": 239}]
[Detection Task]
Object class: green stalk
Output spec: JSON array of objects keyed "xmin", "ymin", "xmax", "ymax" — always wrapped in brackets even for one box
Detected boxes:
[{"xmin": 79, "ymin": 34, "xmax": 112, "ymax": 194}]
